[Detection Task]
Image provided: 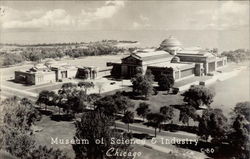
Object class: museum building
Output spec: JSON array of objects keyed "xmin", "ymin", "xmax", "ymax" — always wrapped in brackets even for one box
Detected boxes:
[
  {"xmin": 14, "ymin": 61, "xmax": 109, "ymax": 85},
  {"xmin": 108, "ymin": 36, "xmax": 227, "ymax": 81}
]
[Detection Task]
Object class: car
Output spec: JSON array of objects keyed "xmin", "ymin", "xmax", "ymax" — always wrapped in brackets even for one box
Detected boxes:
[{"xmin": 172, "ymin": 87, "xmax": 179, "ymax": 94}]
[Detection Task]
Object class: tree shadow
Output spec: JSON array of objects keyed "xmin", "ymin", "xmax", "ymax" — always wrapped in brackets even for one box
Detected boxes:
[
  {"xmin": 132, "ymin": 133, "xmax": 154, "ymax": 140},
  {"xmin": 143, "ymin": 122, "xmax": 198, "ymax": 134},
  {"xmin": 119, "ymin": 91, "xmax": 147, "ymax": 100},
  {"xmin": 38, "ymin": 109, "xmax": 53, "ymax": 116},
  {"xmin": 133, "ymin": 119, "xmax": 144, "ymax": 124},
  {"xmin": 7, "ymin": 79, "xmax": 33, "ymax": 86},
  {"xmin": 50, "ymin": 114, "xmax": 74, "ymax": 122},
  {"xmin": 161, "ymin": 124, "xmax": 198, "ymax": 134},
  {"xmin": 170, "ymin": 104, "xmax": 187, "ymax": 110}
]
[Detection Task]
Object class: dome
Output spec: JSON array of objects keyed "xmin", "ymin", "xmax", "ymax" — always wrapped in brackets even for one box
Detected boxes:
[
  {"xmin": 159, "ymin": 36, "xmax": 182, "ymax": 55},
  {"xmin": 171, "ymin": 56, "xmax": 180, "ymax": 63},
  {"xmin": 160, "ymin": 36, "xmax": 182, "ymax": 47}
]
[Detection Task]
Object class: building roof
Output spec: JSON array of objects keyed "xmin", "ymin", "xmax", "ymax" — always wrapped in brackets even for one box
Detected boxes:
[
  {"xmin": 132, "ymin": 50, "xmax": 173, "ymax": 61},
  {"xmin": 148, "ymin": 61, "xmax": 195, "ymax": 70},
  {"xmin": 183, "ymin": 46, "xmax": 202, "ymax": 51},
  {"xmin": 134, "ymin": 50, "xmax": 167, "ymax": 57},
  {"xmin": 177, "ymin": 50, "xmax": 215, "ymax": 57}
]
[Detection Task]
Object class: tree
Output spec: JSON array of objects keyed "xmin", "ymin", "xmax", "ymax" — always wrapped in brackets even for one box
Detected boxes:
[
  {"xmin": 36, "ymin": 90, "xmax": 50, "ymax": 110},
  {"xmin": 2, "ymin": 53, "xmax": 23, "ymax": 66},
  {"xmin": 226, "ymin": 102, "xmax": 250, "ymax": 159},
  {"xmin": 36, "ymin": 90, "xmax": 57, "ymax": 111},
  {"xmin": 158, "ymin": 74, "xmax": 174, "ymax": 92},
  {"xmin": 0, "ymin": 97, "xmax": 53, "ymax": 159},
  {"xmin": 78, "ymin": 81, "xmax": 94, "ymax": 94},
  {"xmin": 146, "ymin": 113, "xmax": 165, "ymax": 137},
  {"xmin": 222, "ymin": 49, "xmax": 250, "ymax": 63},
  {"xmin": 178, "ymin": 105, "xmax": 197, "ymax": 126},
  {"xmin": 27, "ymin": 145, "xmax": 70, "ymax": 159},
  {"xmin": 228, "ymin": 114, "xmax": 250, "ymax": 159},
  {"xmin": 159, "ymin": 106, "xmax": 174, "ymax": 123},
  {"xmin": 122, "ymin": 111, "xmax": 134, "ymax": 132},
  {"xmin": 198, "ymin": 108, "xmax": 228, "ymax": 141},
  {"xmin": 131, "ymin": 72, "xmax": 154, "ymax": 99},
  {"xmin": 113, "ymin": 92, "xmax": 134, "ymax": 114},
  {"xmin": 232, "ymin": 101, "xmax": 250, "ymax": 122},
  {"xmin": 73, "ymin": 110, "xmax": 132, "ymax": 159},
  {"xmin": 95, "ymin": 92, "xmax": 134, "ymax": 116},
  {"xmin": 182, "ymin": 85, "xmax": 215, "ymax": 109},
  {"xmin": 136, "ymin": 102, "xmax": 151, "ymax": 121},
  {"xmin": 2, "ymin": 97, "xmax": 41, "ymax": 131},
  {"xmin": 67, "ymin": 90, "xmax": 87, "ymax": 114},
  {"xmin": 87, "ymin": 93, "xmax": 101, "ymax": 109},
  {"xmin": 61, "ymin": 82, "xmax": 77, "ymax": 90},
  {"xmin": 0, "ymin": 127, "xmax": 36, "ymax": 159},
  {"xmin": 95, "ymin": 95, "xmax": 119, "ymax": 116}
]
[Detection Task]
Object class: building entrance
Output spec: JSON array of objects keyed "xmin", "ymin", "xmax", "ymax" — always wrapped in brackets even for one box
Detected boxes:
[{"xmin": 127, "ymin": 66, "xmax": 136, "ymax": 78}]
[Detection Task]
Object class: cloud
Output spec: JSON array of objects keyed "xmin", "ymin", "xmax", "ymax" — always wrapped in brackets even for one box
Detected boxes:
[
  {"xmin": 0, "ymin": 0, "xmax": 125, "ymax": 29},
  {"xmin": 139, "ymin": 15, "xmax": 149, "ymax": 22},
  {"xmin": 132, "ymin": 14, "xmax": 150, "ymax": 29},
  {"xmin": 78, "ymin": 0, "xmax": 124, "ymax": 26},
  {"xmin": 1, "ymin": 8, "xmax": 72, "ymax": 29},
  {"xmin": 194, "ymin": 1, "xmax": 249, "ymax": 30}
]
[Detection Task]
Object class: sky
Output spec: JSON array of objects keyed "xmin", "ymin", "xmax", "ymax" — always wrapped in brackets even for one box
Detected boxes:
[{"xmin": 0, "ymin": 1, "xmax": 249, "ymax": 50}]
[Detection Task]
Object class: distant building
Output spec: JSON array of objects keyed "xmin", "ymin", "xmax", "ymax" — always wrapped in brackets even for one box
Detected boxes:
[
  {"xmin": 108, "ymin": 36, "xmax": 227, "ymax": 81},
  {"xmin": 14, "ymin": 62, "xmax": 110, "ymax": 85},
  {"xmin": 15, "ymin": 64, "xmax": 56, "ymax": 85}
]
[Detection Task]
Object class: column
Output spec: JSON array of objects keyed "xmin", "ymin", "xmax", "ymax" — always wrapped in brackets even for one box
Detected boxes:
[{"xmin": 205, "ymin": 63, "xmax": 209, "ymax": 74}]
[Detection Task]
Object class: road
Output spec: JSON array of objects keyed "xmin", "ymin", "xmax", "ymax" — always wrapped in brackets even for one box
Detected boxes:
[
  {"xmin": 116, "ymin": 121, "xmax": 207, "ymax": 159},
  {"xmin": 0, "ymin": 85, "xmax": 38, "ymax": 101},
  {"xmin": 116, "ymin": 121, "xmax": 197, "ymax": 140}
]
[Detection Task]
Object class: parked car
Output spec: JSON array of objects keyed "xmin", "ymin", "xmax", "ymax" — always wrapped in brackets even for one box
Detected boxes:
[{"xmin": 172, "ymin": 88, "xmax": 179, "ymax": 94}]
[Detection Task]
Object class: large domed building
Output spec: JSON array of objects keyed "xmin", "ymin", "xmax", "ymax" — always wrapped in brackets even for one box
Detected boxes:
[
  {"xmin": 159, "ymin": 36, "xmax": 182, "ymax": 55},
  {"xmin": 108, "ymin": 35, "xmax": 228, "ymax": 82}
]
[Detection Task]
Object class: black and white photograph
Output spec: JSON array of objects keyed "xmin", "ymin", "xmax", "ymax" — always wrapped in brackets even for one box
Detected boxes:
[{"xmin": 0, "ymin": 0, "xmax": 249, "ymax": 159}]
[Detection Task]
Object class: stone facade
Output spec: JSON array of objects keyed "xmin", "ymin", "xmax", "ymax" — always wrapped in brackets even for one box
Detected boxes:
[{"xmin": 15, "ymin": 70, "xmax": 56, "ymax": 85}]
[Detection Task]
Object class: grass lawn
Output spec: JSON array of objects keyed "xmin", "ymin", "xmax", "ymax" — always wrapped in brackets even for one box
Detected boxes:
[
  {"xmin": 34, "ymin": 115, "xmax": 76, "ymax": 159},
  {"xmin": 128, "ymin": 90, "xmax": 186, "ymax": 124}
]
